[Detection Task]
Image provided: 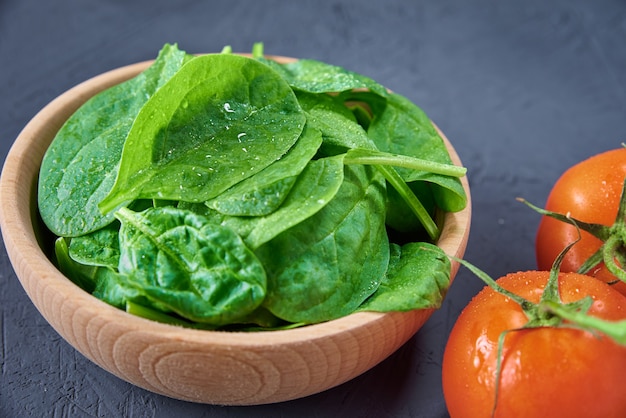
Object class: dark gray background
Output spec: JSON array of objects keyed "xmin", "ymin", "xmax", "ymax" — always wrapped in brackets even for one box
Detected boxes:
[{"xmin": 2, "ymin": 1, "xmax": 625, "ymax": 417}]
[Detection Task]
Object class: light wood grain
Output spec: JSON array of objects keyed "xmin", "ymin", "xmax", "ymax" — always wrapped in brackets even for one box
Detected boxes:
[{"xmin": 0, "ymin": 57, "xmax": 471, "ymax": 405}]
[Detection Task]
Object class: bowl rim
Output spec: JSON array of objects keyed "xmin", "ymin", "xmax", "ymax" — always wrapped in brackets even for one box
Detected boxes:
[{"xmin": 0, "ymin": 55, "xmax": 471, "ymax": 347}]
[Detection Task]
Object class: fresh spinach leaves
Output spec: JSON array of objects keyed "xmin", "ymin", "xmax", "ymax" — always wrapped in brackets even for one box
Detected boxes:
[
  {"xmin": 256, "ymin": 164, "xmax": 388, "ymax": 323},
  {"xmin": 68, "ymin": 221, "xmax": 120, "ymax": 268},
  {"xmin": 98, "ymin": 53, "xmax": 306, "ymax": 214},
  {"xmin": 257, "ymin": 56, "xmax": 389, "ymax": 97},
  {"xmin": 40, "ymin": 43, "xmax": 468, "ymax": 330},
  {"xmin": 115, "ymin": 206, "xmax": 267, "ymax": 325},
  {"xmin": 358, "ymin": 242, "xmax": 451, "ymax": 312},
  {"xmin": 39, "ymin": 44, "xmax": 193, "ymax": 237},
  {"xmin": 205, "ymin": 123, "xmax": 322, "ymax": 217}
]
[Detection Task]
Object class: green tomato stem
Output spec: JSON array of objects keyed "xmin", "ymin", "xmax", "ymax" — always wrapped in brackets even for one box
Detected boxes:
[
  {"xmin": 450, "ymin": 255, "xmax": 535, "ymax": 311},
  {"xmin": 539, "ymin": 223, "xmax": 584, "ymax": 305},
  {"xmin": 602, "ymin": 234, "xmax": 626, "ymax": 283},
  {"xmin": 542, "ymin": 300, "xmax": 626, "ymax": 345},
  {"xmin": 518, "ymin": 177, "xmax": 626, "ymax": 287},
  {"xmin": 517, "ymin": 197, "xmax": 611, "ymax": 241},
  {"xmin": 576, "ymin": 247, "xmax": 605, "ymax": 276}
]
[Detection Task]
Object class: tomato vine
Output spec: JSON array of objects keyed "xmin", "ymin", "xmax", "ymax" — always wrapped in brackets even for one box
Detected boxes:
[{"xmin": 520, "ymin": 178, "xmax": 626, "ymax": 289}]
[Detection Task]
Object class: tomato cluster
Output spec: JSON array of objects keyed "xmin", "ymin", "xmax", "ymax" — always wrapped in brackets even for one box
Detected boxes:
[{"xmin": 442, "ymin": 148, "xmax": 626, "ymax": 418}]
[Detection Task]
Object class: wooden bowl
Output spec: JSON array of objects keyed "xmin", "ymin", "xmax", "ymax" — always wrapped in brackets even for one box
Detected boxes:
[{"xmin": 0, "ymin": 57, "xmax": 471, "ymax": 405}]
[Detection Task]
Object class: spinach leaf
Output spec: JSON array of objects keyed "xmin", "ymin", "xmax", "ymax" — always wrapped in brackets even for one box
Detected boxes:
[
  {"xmin": 115, "ymin": 206, "xmax": 267, "ymax": 325},
  {"xmin": 367, "ymin": 92, "xmax": 466, "ymax": 212},
  {"xmin": 342, "ymin": 147, "xmax": 466, "ymax": 240},
  {"xmin": 239, "ymin": 154, "xmax": 346, "ymax": 249},
  {"xmin": 92, "ymin": 269, "xmax": 151, "ymax": 311},
  {"xmin": 125, "ymin": 301, "xmax": 216, "ymax": 329},
  {"xmin": 297, "ymin": 89, "xmax": 465, "ymax": 239},
  {"xmin": 295, "ymin": 91, "xmax": 376, "ymax": 153},
  {"xmin": 377, "ymin": 164, "xmax": 440, "ymax": 241},
  {"xmin": 259, "ymin": 57, "xmax": 389, "ymax": 97},
  {"xmin": 205, "ymin": 123, "xmax": 322, "ymax": 216},
  {"xmin": 384, "ymin": 180, "xmax": 436, "ymax": 237},
  {"xmin": 358, "ymin": 242, "xmax": 451, "ymax": 312},
  {"xmin": 338, "ymin": 90, "xmax": 388, "ymax": 125},
  {"xmin": 99, "ymin": 54, "xmax": 306, "ymax": 214},
  {"xmin": 56, "ymin": 236, "xmax": 150, "ymax": 310},
  {"xmin": 40, "ymin": 43, "xmax": 468, "ymax": 331},
  {"xmin": 255, "ymin": 164, "xmax": 389, "ymax": 324},
  {"xmin": 39, "ymin": 44, "xmax": 192, "ymax": 237},
  {"xmin": 68, "ymin": 221, "xmax": 120, "ymax": 268},
  {"xmin": 182, "ymin": 155, "xmax": 346, "ymax": 250},
  {"xmin": 54, "ymin": 237, "xmax": 98, "ymax": 293}
]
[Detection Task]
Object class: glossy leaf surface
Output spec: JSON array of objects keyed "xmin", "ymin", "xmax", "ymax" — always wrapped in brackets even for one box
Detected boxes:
[
  {"xmin": 256, "ymin": 164, "xmax": 389, "ymax": 323},
  {"xmin": 39, "ymin": 44, "xmax": 191, "ymax": 236},
  {"xmin": 115, "ymin": 206, "xmax": 267, "ymax": 325},
  {"xmin": 99, "ymin": 54, "xmax": 306, "ymax": 213}
]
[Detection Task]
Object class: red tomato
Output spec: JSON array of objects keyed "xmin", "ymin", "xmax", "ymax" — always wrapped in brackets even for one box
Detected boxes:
[
  {"xmin": 442, "ymin": 271, "xmax": 626, "ymax": 418},
  {"xmin": 536, "ymin": 148, "xmax": 626, "ymax": 296}
]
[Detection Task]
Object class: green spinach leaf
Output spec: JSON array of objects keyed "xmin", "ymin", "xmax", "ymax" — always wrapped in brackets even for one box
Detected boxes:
[
  {"xmin": 259, "ymin": 56, "xmax": 389, "ymax": 97},
  {"xmin": 182, "ymin": 155, "xmax": 346, "ymax": 250},
  {"xmin": 40, "ymin": 43, "xmax": 468, "ymax": 331},
  {"xmin": 367, "ymin": 92, "xmax": 466, "ymax": 212},
  {"xmin": 342, "ymin": 147, "xmax": 466, "ymax": 240},
  {"xmin": 240, "ymin": 154, "xmax": 346, "ymax": 249},
  {"xmin": 68, "ymin": 221, "xmax": 120, "ymax": 268},
  {"xmin": 384, "ymin": 180, "xmax": 436, "ymax": 237},
  {"xmin": 255, "ymin": 164, "xmax": 389, "ymax": 324},
  {"xmin": 358, "ymin": 242, "xmax": 451, "ymax": 312},
  {"xmin": 295, "ymin": 91, "xmax": 376, "ymax": 153},
  {"xmin": 205, "ymin": 123, "xmax": 322, "ymax": 216},
  {"xmin": 39, "ymin": 44, "xmax": 192, "ymax": 236},
  {"xmin": 54, "ymin": 237, "xmax": 99, "ymax": 293},
  {"xmin": 99, "ymin": 54, "xmax": 306, "ymax": 213},
  {"xmin": 92, "ymin": 269, "xmax": 152, "ymax": 311},
  {"xmin": 115, "ymin": 206, "xmax": 267, "ymax": 325},
  {"xmin": 125, "ymin": 301, "xmax": 215, "ymax": 329}
]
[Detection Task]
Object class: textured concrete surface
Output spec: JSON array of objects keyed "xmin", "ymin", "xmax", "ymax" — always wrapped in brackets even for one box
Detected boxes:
[{"xmin": 2, "ymin": 1, "xmax": 626, "ymax": 417}]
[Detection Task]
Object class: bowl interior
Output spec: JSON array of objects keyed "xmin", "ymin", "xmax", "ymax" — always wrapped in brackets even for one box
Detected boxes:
[{"xmin": 0, "ymin": 57, "xmax": 471, "ymax": 405}]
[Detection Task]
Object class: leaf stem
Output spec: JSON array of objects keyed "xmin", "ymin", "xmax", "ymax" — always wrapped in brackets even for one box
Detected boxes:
[
  {"xmin": 344, "ymin": 148, "xmax": 467, "ymax": 178},
  {"xmin": 252, "ymin": 42, "xmax": 264, "ymax": 59},
  {"xmin": 376, "ymin": 164, "xmax": 440, "ymax": 241}
]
